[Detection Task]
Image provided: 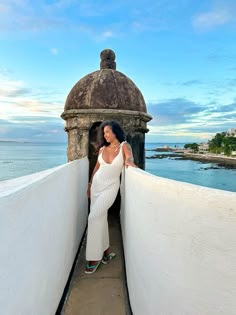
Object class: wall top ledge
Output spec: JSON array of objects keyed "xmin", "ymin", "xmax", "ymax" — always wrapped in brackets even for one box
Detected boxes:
[
  {"xmin": 126, "ymin": 166, "xmax": 236, "ymax": 197},
  {"xmin": 0, "ymin": 159, "xmax": 85, "ymax": 199}
]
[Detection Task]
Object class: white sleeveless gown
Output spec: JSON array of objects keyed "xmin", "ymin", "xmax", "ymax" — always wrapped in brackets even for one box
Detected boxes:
[{"xmin": 86, "ymin": 142, "xmax": 125, "ymax": 261}]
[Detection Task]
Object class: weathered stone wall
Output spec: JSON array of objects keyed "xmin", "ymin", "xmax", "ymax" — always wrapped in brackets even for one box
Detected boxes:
[{"xmin": 62, "ymin": 109, "xmax": 151, "ymax": 169}]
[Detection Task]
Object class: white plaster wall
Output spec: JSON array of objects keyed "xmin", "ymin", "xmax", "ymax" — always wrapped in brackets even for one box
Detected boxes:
[
  {"xmin": 120, "ymin": 167, "xmax": 236, "ymax": 315},
  {"xmin": 0, "ymin": 158, "xmax": 88, "ymax": 315}
]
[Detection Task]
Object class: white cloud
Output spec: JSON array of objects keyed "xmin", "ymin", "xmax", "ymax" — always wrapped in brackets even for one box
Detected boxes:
[
  {"xmin": 0, "ymin": 76, "xmax": 27, "ymax": 97},
  {"xmin": 193, "ymin": 10, "xmax": 231, "ymax": 31},
  {"xmin": 100, "ymin": 31, "xmax": 113, "ymax": 39},
  {"xmin": 0, "ymin": 72, "xmax": 66, "ymax": 141},
  {"xmin": 147, "ymin": 124, "xmax": 215, "ymax": 142},
  {"xmin": 192, "ymin": 1, "xmax": 236, "ymax": 32},
  {"xmin": 50, "ymin": 48, "xmax": 59, "ymax": 55},
  {"xmin": 0, "ymin": 72, "xmax": 64, "ymax": 120},
  {"xmin": 147, "ymin": 97, "xmax": 236, "ymax": 142},
  {"xmin": 0, "ymin": 0, "xmax": 173, "ymax": 37}
]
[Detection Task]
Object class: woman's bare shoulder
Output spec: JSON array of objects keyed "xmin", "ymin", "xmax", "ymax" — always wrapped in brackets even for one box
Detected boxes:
[
  {"xmin": 98, "ymin": 146, "xmax": 105, "ymax": 153},
  {"xmin": 122, "ymin": 141, "xmax": 131, "ymax": 150}
]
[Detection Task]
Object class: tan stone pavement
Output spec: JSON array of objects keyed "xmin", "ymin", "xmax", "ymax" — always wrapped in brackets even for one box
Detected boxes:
[{"xmin": 61, "ymin": 215, "xmax": 131, "ymax": 315}]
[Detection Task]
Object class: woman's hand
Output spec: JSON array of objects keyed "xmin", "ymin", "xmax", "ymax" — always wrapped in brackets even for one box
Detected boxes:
[{"xmin": 125, "ymin": 158, "xmax": 137, "ymax": 168}]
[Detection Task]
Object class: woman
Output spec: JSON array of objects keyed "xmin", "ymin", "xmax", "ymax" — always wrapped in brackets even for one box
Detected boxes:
[{"xmin": 85, "ymin": 120, "xmax": 136, "ymax": 274}]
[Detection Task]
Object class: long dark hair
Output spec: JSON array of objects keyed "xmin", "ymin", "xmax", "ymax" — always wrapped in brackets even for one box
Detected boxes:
[{"xmin": 99, "ymin": 120, "xmax": 126, "ymax": 147}]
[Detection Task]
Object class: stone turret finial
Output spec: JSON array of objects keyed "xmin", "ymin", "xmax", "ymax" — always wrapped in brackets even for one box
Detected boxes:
[{"xmin": 100, "ymin": 49, "xmax": 116, "ymax": 70}]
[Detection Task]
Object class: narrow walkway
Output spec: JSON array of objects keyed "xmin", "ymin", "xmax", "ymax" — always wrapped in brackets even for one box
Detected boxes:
[{"xmin": 61, "ymin": 215, "xmax": 131, "ymax": 315}]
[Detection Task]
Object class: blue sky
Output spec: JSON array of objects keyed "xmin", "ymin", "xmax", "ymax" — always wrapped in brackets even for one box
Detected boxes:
[{"xmin": 0, "ymin": 0, "xmax": 236, "ymax": 143}]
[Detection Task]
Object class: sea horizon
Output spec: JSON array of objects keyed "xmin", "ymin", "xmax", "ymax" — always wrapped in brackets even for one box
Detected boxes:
[
  {"xmin": 0, "ymin": 140, "xmax": 187, "ymax": 143},
  {"xmin": 0, "ymin": 141, "xmax": 235, "ymax": 192}
]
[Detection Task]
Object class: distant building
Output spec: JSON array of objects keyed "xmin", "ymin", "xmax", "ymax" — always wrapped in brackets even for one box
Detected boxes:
[
  {"xmin": 227, "ymin": 128, "xmax": 236, "ymax": 136},
  {"xmin": 198, "ymin": 143, "xmax": 209, "ymax": 153}
]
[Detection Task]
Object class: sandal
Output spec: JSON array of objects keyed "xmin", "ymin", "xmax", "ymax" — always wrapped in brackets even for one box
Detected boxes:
[
  {"xmin": 102, "ymin": 252, "xmax": 116, "ymax": 265},
  {"xmin": 84, "ymin": 261, "xmax": 101, "ymax": 274}
]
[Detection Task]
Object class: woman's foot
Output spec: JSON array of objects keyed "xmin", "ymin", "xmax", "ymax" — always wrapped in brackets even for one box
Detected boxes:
[
  {"xmin": 102, "ymin": 252, "xmax": 116, "ymax": 265},
  {"xmin": 84, "ymin": 260, "xmax": 101, "ymax": 274},
  {"xmin": 104, "ymin": 248, "xmax": 110, "ymax": 257}
]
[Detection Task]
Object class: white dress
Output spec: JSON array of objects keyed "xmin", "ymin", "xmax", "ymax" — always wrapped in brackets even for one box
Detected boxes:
[{"xmin": 86, "ymin": 141, "xmax": 125, "ymax": 261}]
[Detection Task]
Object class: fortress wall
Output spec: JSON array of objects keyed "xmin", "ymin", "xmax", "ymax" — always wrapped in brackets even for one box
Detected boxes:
[
  {"xmin": 120, "ymin": 167, "xmax": 236, "ymax": 315},
  {"xmin": 0, "ymin": 159, "xmax": 88, "ymax": 315}
]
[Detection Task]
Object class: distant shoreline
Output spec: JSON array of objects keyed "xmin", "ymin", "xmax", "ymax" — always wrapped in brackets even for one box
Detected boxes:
[
  {"xmin": 0, "ymin": 140, "xmax": 23, "ymax": 143},
  {"xmin": 0, "ymin": 141, "xmax": 67, "ymax": 144},
  {"xmin": 146, "ymin": 149, "xmax": 236, "ymax": 169},
  {"xmin": 183, "ymin": 153, "xmax": 236, "ymax": 168}
]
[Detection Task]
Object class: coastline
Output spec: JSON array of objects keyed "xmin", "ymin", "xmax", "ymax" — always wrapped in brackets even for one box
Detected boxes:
[
  {"xmin": 183, "ymin": 153, "xmax": 236, "ymax": 168},
  {"xmin": 146, "ymin": 149, "xmax": 236, "ymax": 169}
]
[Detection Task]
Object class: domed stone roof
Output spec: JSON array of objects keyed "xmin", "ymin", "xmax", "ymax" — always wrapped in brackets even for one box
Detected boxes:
[{"xmin": 64, "ymin": 49, "xmax": 147, "ymax": 113}]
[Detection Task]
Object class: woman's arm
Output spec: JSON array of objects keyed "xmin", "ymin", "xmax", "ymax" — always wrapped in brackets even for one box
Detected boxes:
[{"xmin": 122, "ymin": 142, "xmax": 137, "ymax": 168}]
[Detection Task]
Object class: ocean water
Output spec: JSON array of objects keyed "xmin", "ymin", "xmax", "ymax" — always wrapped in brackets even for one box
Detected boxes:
[
  {"xmin": 0, "ymin": 142, "xmax": 236, "ymax": 192},
  {"xmin": 145, "ymin": 143, "xmax": 236, "ymax": 192},
  {"xmin": 0, "ymin": 142, "xmax": 67, "ymax": 181}
]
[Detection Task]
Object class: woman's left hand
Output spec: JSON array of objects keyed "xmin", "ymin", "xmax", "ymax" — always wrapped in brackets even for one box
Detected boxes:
[{"xmin": 125, "ymin": 159, "xmax": 137, "ymax": 168}]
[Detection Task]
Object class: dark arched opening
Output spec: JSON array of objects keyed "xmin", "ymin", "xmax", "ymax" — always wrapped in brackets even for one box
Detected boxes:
[{"xmin": 88, "ymin": 121, "xmax": 102, "ymax": 179}]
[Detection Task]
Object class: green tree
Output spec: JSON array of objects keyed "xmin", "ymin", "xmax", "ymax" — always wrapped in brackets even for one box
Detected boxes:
[
  {"xmin": 208, "ymin": 132, "xmax": 236, "ymax": 155},
  {"xmin": 223, "ymin": 136, "xmax": 236, "ymax": 155},
  {"xmin": 208, "ymin": 132, "xmax": 226, "ymax": 154},
  {"xmin": 184, "ymin": 143, "xmax": 199, "ymax": 152}
]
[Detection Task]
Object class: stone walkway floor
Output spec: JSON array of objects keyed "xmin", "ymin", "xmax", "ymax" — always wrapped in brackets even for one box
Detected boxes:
[{"xmin": 61, "ymin": 215, "xmax": 131, "ymax": 315}]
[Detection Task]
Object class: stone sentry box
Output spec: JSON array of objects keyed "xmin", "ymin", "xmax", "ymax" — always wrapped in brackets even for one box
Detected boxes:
[{"xmin": 61, "ymin": 49, "xmax": 152, "ymax": 176}]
